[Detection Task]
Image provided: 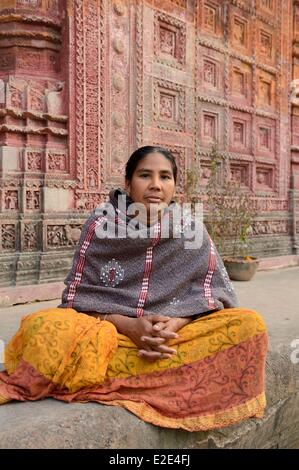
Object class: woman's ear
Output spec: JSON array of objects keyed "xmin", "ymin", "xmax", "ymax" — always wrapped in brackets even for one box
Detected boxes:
[{"xmin": 124, "ymin": 179, "xmax": 130, "ymax": 193}]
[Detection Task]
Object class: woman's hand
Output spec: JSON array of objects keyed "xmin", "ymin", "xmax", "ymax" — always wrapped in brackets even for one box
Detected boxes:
[
  {"xmin": 85, "ymin": 312, "xmax": 192, "ymax": 362},
  {"xmin": 124, "ymin": 315, "xmax": 178, "ymax": 362},
  {"xmin": 138, "ymin": 317, "xmax": 192, "ymax": 359},
  {"xmin": 152, "ymin": 317, "xmax": 192, "ymax": 338}
]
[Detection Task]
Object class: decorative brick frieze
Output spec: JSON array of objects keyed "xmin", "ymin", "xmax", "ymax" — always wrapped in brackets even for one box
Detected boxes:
[{"xmin": 0, "ymin": 0, "xmax": 295, "ymax": 286}]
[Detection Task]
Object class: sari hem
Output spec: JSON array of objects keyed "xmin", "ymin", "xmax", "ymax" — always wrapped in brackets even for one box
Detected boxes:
[{"xmin": 94, "ymin": 392, "xmax": 266, "ymax": 432}]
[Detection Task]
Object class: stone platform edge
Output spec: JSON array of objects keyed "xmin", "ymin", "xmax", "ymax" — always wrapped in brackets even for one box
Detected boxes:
[{"xmin": 0, "ymin": 255, "xmax": 298, "ymax": 308}]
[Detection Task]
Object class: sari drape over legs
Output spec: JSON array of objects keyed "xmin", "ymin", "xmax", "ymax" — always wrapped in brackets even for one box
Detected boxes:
[{"xmin": 0, "ymin": 307, "xmax": 267, "ymax": 431}]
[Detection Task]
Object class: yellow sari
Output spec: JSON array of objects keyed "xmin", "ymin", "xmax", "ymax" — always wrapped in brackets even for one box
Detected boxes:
[{"xmin": 0, "ymin": 307, "xmax": 267, "ymax": 431}]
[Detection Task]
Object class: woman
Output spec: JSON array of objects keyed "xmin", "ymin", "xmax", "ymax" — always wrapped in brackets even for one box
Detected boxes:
[{"xmin": 0, "ymin": 146, "xmax": 268, "ymax": 431}]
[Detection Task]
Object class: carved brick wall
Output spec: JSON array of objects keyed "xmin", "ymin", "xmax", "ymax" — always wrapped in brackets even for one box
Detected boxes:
[{"xmin": 0, "ymin": 0, "xmax": 297, "ymax": 287}]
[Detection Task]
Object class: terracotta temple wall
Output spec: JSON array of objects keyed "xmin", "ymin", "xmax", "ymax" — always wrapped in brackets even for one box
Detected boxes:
[{"xmin": 0, "ymin": 0, "xmax": 298, "ymax": 287}]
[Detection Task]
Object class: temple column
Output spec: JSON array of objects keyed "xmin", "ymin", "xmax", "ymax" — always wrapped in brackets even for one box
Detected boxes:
[{"xmin": 0, "ymin": 0, "xmax": 72, "ymax": 285}]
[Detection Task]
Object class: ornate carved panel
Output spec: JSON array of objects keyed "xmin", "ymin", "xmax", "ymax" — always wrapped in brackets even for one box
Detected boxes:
[
  {"xmin": 229, "ymin": 110, "xmax": 252, "ymax": 154},
  {"xmin": 200, "ymin": 0, "xmax": 224, "ymax": 38},
  {"xmin": 46, "ymin": 224, "xmax": 82, "ymax": 249},
  {"xmin": 257, "ymin": 70, "xmax": 276, "ymax": 110},
  {"xmin": 256, "ymin": 164, "xmax": 275, "ymax": 191},
  {"xmin": 23, "ymin": 223, "xmax": 39, "ymax": 251},
  {"xmin": 1, "ymin": 223, "xmax": 17, "ymax": 252},
  {"xmin": 229, "ymin": 59, "xmax": 252, "ymax": 106},
  {"xmin": 24, "ymin": 149, "xmax": 43, "ymax": 172},
  {"xmin": 230, "ymin": 7, "xmax": 252, "ymax": 56},
  {"xmin": 46, "ymin": 149, "xmax": 68, "ymax": 173},
  {"xmin": 257, "ymin": 21, "xmax": 276, "ymax": 65},
  {"xmin": 153, "ymin": 78, "xmax": 186, "ymax": 132},
  {"xmin": 230, "ymin": 162, "xmax": 251, "ymax": 188},
  {"xmin": 198, "ymin": 101, "xmax": 225, "ymax": 149},
  {"xmin": 256, "ymin": 116, "xmax": 276, "ymax": 158},
  {"xmin": 154, "ymin": 11, "xmax": 186, "ymax": 69},
  {"xmin": 198, "ymin": 45, "xmax": 225, "ymax": 98},
  {"xmin": 3, "ymin": 189, "xmax": 19, "ymax": 211}
]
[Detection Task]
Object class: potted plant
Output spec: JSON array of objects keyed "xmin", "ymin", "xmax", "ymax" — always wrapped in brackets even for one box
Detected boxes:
[{"xmin": 184, "ymin": 145, "xmax": 259, "ymax": 281}]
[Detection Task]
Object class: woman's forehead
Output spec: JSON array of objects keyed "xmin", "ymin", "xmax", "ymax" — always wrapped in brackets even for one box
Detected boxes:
[{"xmin": 135, "ymin": 152, "xmax": 173, "ymax": 170}]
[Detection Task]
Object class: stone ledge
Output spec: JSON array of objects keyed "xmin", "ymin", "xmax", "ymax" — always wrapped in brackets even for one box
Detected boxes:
[
  {"xmin": 258, "ymin": 255, "xmax": 299, "ymax": 271},
  {"xmin": 0, "ymin": 346, "xmax": 298, "ymax": 449},
  {"xmin": 0, "ymin": 282, "xmax": 64, "ymax": 308}
]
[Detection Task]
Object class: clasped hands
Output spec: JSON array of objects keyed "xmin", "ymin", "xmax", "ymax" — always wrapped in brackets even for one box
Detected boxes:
[{"xmin": 126, "ymin": 315, "xmax": 191, "ymax": 362}]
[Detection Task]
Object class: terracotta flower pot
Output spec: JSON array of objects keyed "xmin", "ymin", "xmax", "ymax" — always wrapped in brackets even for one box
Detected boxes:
[{"xmin": 223, "ymin": 256, "xmax": 259, "ymax": 281}]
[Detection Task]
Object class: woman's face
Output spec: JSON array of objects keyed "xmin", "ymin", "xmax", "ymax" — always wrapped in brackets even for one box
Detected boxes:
[{"xmin": 125, "ymin": 152, "xmax": 175, "ymax": 216}]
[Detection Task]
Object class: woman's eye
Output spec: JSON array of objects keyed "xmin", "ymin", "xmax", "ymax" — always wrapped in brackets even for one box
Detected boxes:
[{"xmin": 140, "ymin": 174, "xmax": 149, "ymax": 178}]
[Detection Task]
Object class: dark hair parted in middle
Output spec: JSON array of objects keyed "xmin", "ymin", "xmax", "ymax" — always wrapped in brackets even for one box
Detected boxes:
[{"xmin": 125, "ymin": 146, "xmax": 177, "ymax": 183}]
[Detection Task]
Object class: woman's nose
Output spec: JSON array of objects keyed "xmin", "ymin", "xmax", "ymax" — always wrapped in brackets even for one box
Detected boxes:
[{"xmin": 149, "ymin": 177, "xmax": 162, "ymax": 189}]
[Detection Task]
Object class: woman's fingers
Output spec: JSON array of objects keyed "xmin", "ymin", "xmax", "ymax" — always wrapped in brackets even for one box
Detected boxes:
[
  {"xmin": 141, "ymin": 336, "xmax": 176, "ymax": 354},
  {"xmin": 152, "ymin": 321, "xmax": 167, "ymax": 332},
  {"xmin": 155, "ymin": 329, "xmax": 179, "ymax": 340},
  {"xmin": 150, "ymin": 315, "xmax": 171, "ymax": 324},
  {"xmin": 138, "ymin": 349, "xmax": 173, "ymax": 361},
  {"xmin": 141, "ymin": 335, "xmax": 165, "ymax": 345}
]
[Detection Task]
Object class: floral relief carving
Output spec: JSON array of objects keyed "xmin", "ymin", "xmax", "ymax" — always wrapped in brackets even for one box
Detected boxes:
[
  {"xmin": 252, "ymin": 220, "xmax": 288, "ymax": 236},
  {"xmin": 26, "ymin": 150, "xmax": 43, "ymax": 171},
  {"xmin": 75, "ymin": 193, "xmax": 104, "ymax": 211},
  {"xmin": 47, "ymin": 152, "xmax": 66, "ymax": 171},
  {"xmin": 28, "ymin": 88, "xmax": 45, "ymax": 112},
  {"xmin": 17, "ymin": 52, "xmax": 41, "ymax": 70},
  {"xmin": 10, "ymin": 86, "xmax": 23, "ymax": 109},
  {"xmin": 1, "ymin": 225, "xmax": 16, "ymax": 251}
]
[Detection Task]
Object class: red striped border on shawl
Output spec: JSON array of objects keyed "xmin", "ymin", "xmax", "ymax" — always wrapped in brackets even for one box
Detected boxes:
[
  {"xmin": 203, "ymin": 236, "xmax": 216, "ymax": 309},
  {"xmin": 136, "ymin": 222, "xmax": 161, "ymax": 317},
  {"xmin": 66, "ymin": 216, "xmax": 107, "ymax": 307}
]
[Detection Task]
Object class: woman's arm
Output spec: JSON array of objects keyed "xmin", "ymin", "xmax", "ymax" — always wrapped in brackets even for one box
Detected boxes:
[{"xmin": 85, "ymin": 313, "xmax": 178, "ymax": 360}]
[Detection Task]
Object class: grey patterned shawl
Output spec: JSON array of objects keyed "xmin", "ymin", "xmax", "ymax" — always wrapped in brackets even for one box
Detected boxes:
[{"xmin": 59, "ymin": 189, "xmax": 238, "ymax": 317}]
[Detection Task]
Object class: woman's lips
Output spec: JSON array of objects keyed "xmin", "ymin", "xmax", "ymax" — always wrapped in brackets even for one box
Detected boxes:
[{"xmin": 146, "ymin": 196, "xmax": 163, "ymax": 203}]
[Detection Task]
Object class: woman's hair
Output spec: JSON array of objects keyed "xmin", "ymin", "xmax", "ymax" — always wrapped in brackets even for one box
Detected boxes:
[{"xmin": 125, "ymin": 146, "xmax": 177, "ymax": 183}]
